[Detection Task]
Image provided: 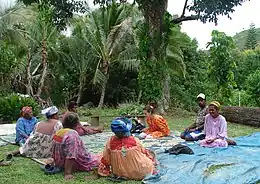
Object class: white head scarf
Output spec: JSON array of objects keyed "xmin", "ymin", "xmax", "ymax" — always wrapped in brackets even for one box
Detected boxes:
[{"xmin": 41, "ymin": 106, "xmax": 59, "ymax": 117}]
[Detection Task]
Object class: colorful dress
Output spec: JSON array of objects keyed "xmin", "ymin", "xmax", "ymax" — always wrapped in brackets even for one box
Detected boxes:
[
  {"xmin": 15, "ymin": 117, "xmax": 38, "ymax": 145},
  {"xmin": 52, "ymin": 129, "xmax": 99, "ymax": 171},
  {"xmin": 144, "ymin": 115, "xmax": 170, "ymax": 138},
  {"xmin": 19, "ymin": 121, "xmax": 63, "ymax": 158},
  {"xmin": 98, "ymin": 136, "xmax": 155, "ymax": 180},
  {"xmin": 200, "ymin": 114, "xmax": 228, "ymax": 148}
]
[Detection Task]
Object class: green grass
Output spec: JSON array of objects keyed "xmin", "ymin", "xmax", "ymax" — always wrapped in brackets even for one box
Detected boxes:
[{"xmin": 1, "ymin": 107, "xmax": 260, "ymax": 183}]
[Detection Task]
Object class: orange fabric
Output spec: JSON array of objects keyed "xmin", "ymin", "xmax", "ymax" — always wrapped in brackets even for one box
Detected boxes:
[
  {"xmin": 98, "ymin": 136, "xmax": 155, "ymax": 180},
  {"xmin": 144, "ymin": 114, "xmax": 170, "ymax": 138}
]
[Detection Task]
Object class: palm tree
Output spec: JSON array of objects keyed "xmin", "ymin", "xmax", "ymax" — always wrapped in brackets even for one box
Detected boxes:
[
  {"xmin": 82, "ymin": 2, "xmax": 141, "ymax": 107},
  {"xmin": 0, "ymin": 3, "xmax": 36, "ymax": 43},
  {"xmin": 0, "ymin": 3, "xmax": 36, "ymax": 92}
]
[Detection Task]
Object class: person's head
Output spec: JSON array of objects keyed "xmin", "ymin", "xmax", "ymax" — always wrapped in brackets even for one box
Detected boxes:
[
  {"xmin": 208, "ymin": 101, "xmax": 221, "ymax": 118},
  {"xmin": 143, "ymin": 105, "xmax": 155, "ymax": 117},
  {"xmin": 21, "ymin": 106, "xmax": 33, "ymax": 120},
  {"xmin": 111, "ymin": 117, "xmax": 132, "ymax": 139},
  {"xmin": 62, "ymin": 112, "xmax": 80, "ymax": 129},
  {"xmin": 197, "ymin": 93, "xmax": 206, "ymax": 108},
  {"xmin": 67, "ymin": 101, "xmax": 78, "ymax": 113},
  {"xmin": 41, "ymin": 106, "xmax": 59, "ymax": 120}
]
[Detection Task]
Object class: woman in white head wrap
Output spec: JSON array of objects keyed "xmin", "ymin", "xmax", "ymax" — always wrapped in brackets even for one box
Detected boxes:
[{"xmin": 15, "ymin": 106, "xmax": 63, "ymax": 158}]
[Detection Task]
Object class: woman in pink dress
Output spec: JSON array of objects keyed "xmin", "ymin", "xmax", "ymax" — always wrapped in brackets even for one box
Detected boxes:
[
  {"xmin": 200, "ymin": 101, "xmax": 228, "ymax": 148},
  {"xmin": 52, "ymin": 112, "xmax": 100, "ymax": 180}
]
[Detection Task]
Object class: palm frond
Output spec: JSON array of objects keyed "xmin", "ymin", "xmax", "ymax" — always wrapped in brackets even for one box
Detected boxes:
[
  {"xmin": 107, "ymin": 17, "xmax": 133, "ymax": 56},
  {"xmin": 93, "ymin": 59, "xmax": 107, "ymax": 88},
  {"xmin": 165, "ymin": 26, "xmax": 191, "ymax": 77}
]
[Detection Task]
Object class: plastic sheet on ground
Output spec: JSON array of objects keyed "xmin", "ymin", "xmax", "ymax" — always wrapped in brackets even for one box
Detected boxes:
[{"xmin": 143, "ymin": 133, "xmax": 260, "ymax": 184}]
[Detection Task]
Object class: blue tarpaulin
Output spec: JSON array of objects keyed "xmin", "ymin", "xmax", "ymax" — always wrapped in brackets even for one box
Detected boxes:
[{"xmin": 143, "ymin": 133, "xmax": 260, "ymax": 184}]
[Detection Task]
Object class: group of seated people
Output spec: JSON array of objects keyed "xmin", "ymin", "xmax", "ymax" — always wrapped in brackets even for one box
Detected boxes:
[
  {"xmin": 11, "ymin": 94, "xmax": 234, "ymax": 181},
  {"xmin": 180, "ymin": 93, "xmax": 236, "ymax": 146}
]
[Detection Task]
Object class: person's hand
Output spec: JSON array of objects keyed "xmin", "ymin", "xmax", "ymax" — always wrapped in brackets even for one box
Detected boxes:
[
  {"xmin": 184, "ymin": 128, "xmax": 189, "ymax": 132},
  {"xmin": 95, "ymin": 125, "xmax": 104, "ymax": 133},
  {"xmin": 142, "ymin": 128, "xmax": 148, "ymax": 132},
  {"xmin": 206, "ymin": 138, "xmax": 214, "ymax": 143},
  {"xmin": 189, "ymin": 128, "xmax": 196, "ymax": 132},
  {"xmin": 64, "ymin": 174, "xmax": 74, "ymax": 180}
]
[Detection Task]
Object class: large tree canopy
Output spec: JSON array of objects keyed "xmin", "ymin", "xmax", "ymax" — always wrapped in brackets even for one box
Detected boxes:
[
  {"xmin": 93, "ymin": 0, "xmax": 249, "ymax": 24},
  {"xmin": 19, "ymin": 0, "xmax": 88, "ymax": 30}
]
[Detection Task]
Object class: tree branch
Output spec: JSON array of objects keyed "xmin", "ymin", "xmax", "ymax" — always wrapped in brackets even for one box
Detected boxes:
[
  {"xmin": 181, "ymin": 0, "xmax": 189, "ymax": 17},
  {"xmin": 171, "ymin": 15, "xmax": 199, "ymax": 24}
]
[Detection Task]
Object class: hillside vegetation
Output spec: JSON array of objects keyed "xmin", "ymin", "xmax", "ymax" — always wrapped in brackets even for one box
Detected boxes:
[{"xmin": 233, "ymin": 28, "xmax": 260, "ymax": 49}]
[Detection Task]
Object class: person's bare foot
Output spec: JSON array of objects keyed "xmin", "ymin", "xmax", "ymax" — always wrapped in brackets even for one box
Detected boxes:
[
  {"xmin": 9, "ymin": 150, "xmax": 20, "ymax": 157},
  {"xmin": 97, "ymin": 125, "xmax": 104, "ymax": 133},
  {"xmin": 44, "ymin": 158, "xmax": 54, "ymax": 165},
  {"xmin": 227, "ymin": 138, "xmax": 237, "ymax": 145},
  {"xmin": 64, "ymin": 174, "xmax": 74, "ymax": 180},
  {"xmin": 0, "ymin": 161, "xmax": 11, "ymax": 166}
]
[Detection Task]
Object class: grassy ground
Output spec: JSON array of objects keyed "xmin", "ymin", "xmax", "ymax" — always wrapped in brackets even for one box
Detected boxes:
[{"xmin": 1, "ymin": 107, "xmax": 260, "ymax": 184}]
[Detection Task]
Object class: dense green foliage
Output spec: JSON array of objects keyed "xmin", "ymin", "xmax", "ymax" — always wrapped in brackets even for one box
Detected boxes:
[
  {"xmin": 207, "ymin": 30, "xmax": 236, "ymax": 103},
  {"xmin": 0, "ymin": 0, "xmax": 259, "ymax": 122},
  {"xmin": 19, "ymin": 0, "xmax": 88, "ymax": 30}
]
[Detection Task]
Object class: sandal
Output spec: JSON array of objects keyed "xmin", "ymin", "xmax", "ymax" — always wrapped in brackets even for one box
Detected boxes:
[
  {"xmin": 107, "ymin": 176, "xmax": 127, "ymax": 182},
  {"xmin": 40, "ymin": 164, "xmax": 52, "ymax": 171},
  {"xmin": 40, "ymin": 164, "xmax": 63, "ymax": 175}
]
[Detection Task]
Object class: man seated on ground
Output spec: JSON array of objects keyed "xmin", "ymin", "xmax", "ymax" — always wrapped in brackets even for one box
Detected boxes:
[
  {"xmin": 15, "ymin": 106, "xmax": 38, "ymax": 145},
  {"xmin": 62, "ymin": 101, "xmax": 103, "ymax": 136},
  {"xmin": 181, "ymin": 94, "xmax": 237, "ymax": 145},
  {"xmin": 181, "ymin": 93, "xmax": 208, "ymax": 141}
]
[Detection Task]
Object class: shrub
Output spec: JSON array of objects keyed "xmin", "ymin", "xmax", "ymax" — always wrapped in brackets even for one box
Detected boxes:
[
  {"xmin": 245, "ymin": 70, "xmax": 260, "ymax": 106},
  {"xmin": 118, "ymin": 103, "xmax": 144, "ymax": 116},
  {"xmin": 0, "ymin": 93, "xmax": 40, "ymax": 123}
]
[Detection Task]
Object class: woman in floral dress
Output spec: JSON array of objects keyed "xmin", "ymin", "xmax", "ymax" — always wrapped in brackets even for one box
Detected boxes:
[{"xmin": 18, "ymin": 106, "xmax": 63, "ymax": 158}]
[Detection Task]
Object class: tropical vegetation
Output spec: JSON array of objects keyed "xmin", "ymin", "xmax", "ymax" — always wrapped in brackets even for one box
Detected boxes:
[{"xmin": 0, "ymin": 0, "xmax": 259, "ymax": 121}]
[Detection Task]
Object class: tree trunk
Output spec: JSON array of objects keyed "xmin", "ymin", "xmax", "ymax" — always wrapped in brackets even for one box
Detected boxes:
[
  {"xmin": 221, "ymin": 106, "xmax": 260, "ymax": 127},
  {"xmin": 76, "ymin": 83, "xmax": 84, "ymax": 105},
  {"xmin": 98, "ymin": 82, "xmax": 107, "ymax": 108},
  {"xmin": 26, "ymin": 47, "xmax": 33, "ymax": 96},
  {"xmin": 158, "ymin": 73, "xmax": 171, "ymax": 114},
  {"xmin": 98, "ymin": 64, "xmax": 109, "ymax": 108},
  {"xmin": 36, "ymin": 32, "xmax": 48, "ymax": 97}
]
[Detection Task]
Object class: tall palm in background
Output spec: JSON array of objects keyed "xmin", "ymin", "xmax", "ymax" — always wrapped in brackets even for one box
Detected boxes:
[
  {"xmin": 0, "ymin": 3, "xmax": 36, "ymax": 43},
  {"xmin": 0, "ymin": 3, "xmax": 36, "ymax": 91},
  {"xmin": 82, "ymin": 2, "xmax": 141, "ymax": 107}
]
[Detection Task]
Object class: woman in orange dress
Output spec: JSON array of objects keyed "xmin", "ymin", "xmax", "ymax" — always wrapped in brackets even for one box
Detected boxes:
[
  {"xmin": 98, "ymin": 117, "xmax": 156, "ymax": 180},
  {"xmin": 141, "ymin": 105, "xmax": 170, "ymax": 138}
]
